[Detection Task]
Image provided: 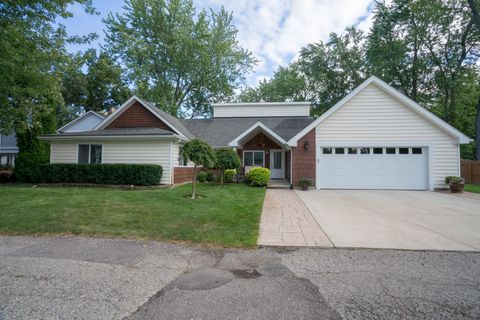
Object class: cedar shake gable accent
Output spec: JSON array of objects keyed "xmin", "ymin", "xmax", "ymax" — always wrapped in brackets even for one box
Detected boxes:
[{"xmin": 106, "ymin": 101, "xmax": 175, "ymax": 132}]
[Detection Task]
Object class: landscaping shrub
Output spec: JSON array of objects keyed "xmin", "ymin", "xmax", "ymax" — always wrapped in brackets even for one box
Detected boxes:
[
  {"xmin": 245, "ymin": 167, "xmax": 270, "ymax": 186},
  {"xmin": 0, "ymin": 169, "xmax": 15, "ymax": 183},
  {"xmin": 197, "ymin": 171, "xmax": 207, "ymax": 182},
  {"xmin": 206, "ymin": 171, "xmax": 216, "ymax": 182},
  {"xmin": 224, "ymin": 169, "xmax": 236, "ymax": 183},
  {"xmin": 39, "ymin": 163, "xmax": 163, "ymax": 186}
]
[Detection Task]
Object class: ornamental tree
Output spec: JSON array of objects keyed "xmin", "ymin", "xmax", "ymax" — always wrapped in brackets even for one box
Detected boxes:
[
  {"xmin": 181, "ymin": 139, "xmax": 216, "ymax": 199},
  {"xmin": 214, "ymin": 148, "xmax": 241, "ymax": 185}
]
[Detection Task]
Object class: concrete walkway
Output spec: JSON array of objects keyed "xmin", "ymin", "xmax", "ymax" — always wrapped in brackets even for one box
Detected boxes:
[{"xmin": 258, "ymin": 189, "xmax": 333, "ymax": 247}]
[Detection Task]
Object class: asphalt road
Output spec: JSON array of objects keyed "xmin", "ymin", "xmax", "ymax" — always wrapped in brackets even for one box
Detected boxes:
[{"xmin": 0, "ymin": 236, "xmax": 479, "ymax": 320}]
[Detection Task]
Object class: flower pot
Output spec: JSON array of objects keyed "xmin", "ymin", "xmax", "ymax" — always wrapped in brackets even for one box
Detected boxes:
[{"xmin": 449, "ymin": 182, "xmax": 464, "ymax": 193}]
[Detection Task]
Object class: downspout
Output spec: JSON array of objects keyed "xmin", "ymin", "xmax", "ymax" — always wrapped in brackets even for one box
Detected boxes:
[
  {"xmin": 290, "ymin": 147, "xmax": 293, "ymax": 189},
  {"xmin": 169, "ymin": 140, "xmax": 174, "ymax": 185}
]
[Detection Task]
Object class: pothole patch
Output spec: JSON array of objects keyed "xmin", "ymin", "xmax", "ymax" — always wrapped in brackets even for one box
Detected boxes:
[
  {"xmin": 231, "ymin": 269, "xmax": 262, "ymax": 279},
  {"xmin": 256, "ymin": 263, "xmax": 290, "ymax": 277},
  {"xmin": 172, "ymin": 267, "xmax": 234, "ymax": 290}
]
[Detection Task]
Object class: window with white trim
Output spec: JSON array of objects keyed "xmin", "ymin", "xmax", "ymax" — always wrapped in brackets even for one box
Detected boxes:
[
  {"xmin": 243, "ymin": 151, "xmax": 264, "ymax": 166},
  {"xmin": 78, "ymin": 144, "xmax": 102, "ymax": 164},
  {"xmin": 178, "ymin": 146, "xmax": 188, "ymax": 166}
]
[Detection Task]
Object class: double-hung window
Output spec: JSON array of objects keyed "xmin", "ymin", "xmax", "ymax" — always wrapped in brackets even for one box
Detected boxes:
[
  {"xmin": 243, "ymin": 151, "xmax": 264, "ymax": 167},
  {"xmin": 78, "ymin": 144, "xmax": 102, "ymax": 164}
]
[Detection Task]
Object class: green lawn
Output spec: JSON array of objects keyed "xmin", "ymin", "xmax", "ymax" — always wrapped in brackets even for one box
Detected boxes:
[
  {"xmin": 465, "ymin": 183, "xmax": 480, "ymax": 194},
  {"xmin": 0, "ymin": 183, "xmax": 266, "ymax": 248}
]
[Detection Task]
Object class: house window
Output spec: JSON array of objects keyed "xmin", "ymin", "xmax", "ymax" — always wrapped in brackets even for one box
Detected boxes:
[
  {"xmin": 399, "ymin": 148, "xmax": 409, "ymax": 154},
  {"xmin": 386, "ymin": 148, "xmax": 396, "ymax": 154},
  {"xmin": 412, "ymin": 148, "xmax": 422, "ymax": 154},
  {"xmin": 178, "ymin": 146, "xmax": 188, "ymax": 166},
  {"xmin": 360, "ymin": 147, "xmax": 370, "ymax": 154},
  {"xmin": 322, "ymin": 148, "xmax": 332, "ymax": 154},
  {"xmin": 348, "ymin": 148, "xmax": 358, "ymax": 154},
  {"xmin": 78, "ymin": 144, "xmax": 102, "ymax": 164},
  {"xmin": 243, "ymin": 151, "xmax": 264, "ymax": 167},
  {"xmin": 335, "ymin": 148, "xmax": 345, "ymax": 154},
  {"xmin": 373, "ymin": 148, "xmax": 383, "ymax": 154}
]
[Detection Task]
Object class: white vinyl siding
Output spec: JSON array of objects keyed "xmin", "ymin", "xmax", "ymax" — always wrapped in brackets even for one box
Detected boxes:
[
  {"xmin": 316, "ymin": 84, "xmax": 460, "ymax": 189},
  {"xmin": 50, "ymin": 140, "xmax": 172, "ymax": 184},
  {"xmin": 213, "ymin": 103, "xmax": 310, "ymax": 118}
]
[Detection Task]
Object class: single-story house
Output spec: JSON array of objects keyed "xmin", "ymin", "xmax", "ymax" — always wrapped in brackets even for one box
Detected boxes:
[{"xmin": 40, "ymin": 76, "xmax": 470, "ymax": 190}]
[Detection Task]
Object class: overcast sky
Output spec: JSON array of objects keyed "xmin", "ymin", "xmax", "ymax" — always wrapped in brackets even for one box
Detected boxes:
[{"xmin": 62, "ymin": 0, "xmax": 378, "ymax": 87}]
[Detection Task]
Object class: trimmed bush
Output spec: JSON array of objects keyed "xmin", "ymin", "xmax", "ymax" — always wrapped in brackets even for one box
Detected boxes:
[
  {"xmin": 224, "ymin": 169, "xmax": 236, "ymax": 183},
  {"xmin": 40, "ymin": 163, "xmax": 163, "ymax": 186},
  {"xmin": 245, "ymin": 167, "xmax": 270, "ymax": 186},
  {"xmin": 206, "ymin": 171, "xmax": 216, "ymax": 182},
  {"xmin": 197, "ymin": 171, "xmax": 207, "ymax": 182}
]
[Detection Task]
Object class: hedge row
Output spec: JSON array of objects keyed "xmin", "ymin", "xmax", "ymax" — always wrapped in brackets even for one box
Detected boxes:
[{"xmin": 40, "ymin": 163, "xmax": 163, "ymax": 186}]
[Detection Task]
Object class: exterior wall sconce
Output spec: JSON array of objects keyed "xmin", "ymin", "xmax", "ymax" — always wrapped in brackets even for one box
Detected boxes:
[{"xmin": 304, "ymin": 141, "xmax": 310, "ymax": 150}]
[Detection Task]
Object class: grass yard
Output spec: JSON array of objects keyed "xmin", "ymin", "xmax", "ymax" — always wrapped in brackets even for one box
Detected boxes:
[
  {"xmin": 465, "ymin": 183, "xmax": 480, "ymax": 194},
  {"xmin": 0, "ymin": 183, "xmax": 266, "ymax": 248}
]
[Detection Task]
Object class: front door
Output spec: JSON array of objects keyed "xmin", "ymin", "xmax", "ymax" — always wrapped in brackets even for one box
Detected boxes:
[{"xmin": 270, "ymin": 149, "xmax": 284, "ymax": 179}]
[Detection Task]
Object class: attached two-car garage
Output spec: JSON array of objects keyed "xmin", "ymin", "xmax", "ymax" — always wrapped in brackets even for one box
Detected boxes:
[
  {"xmin": 287, "ymin": 77, "xmax": 470, "ymax": 191},
  {"xmin": 317, "ymin": 146, "xmax": 428, "ymax": 190}
]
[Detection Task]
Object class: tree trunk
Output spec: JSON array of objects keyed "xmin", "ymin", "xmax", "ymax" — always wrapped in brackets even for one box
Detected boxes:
[
  {"xmin": 191, "ymin": 164, "xmax": 197, "ymax": 199},
  {"xmin": 220, "ymin": 172, "xmax": 224, "ymax": 186}
]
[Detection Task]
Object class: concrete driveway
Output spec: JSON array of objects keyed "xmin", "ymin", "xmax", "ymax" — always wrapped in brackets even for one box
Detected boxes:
[{"xmin": 296, "ymin": 190, "xmax": 480, "ymax": 251}]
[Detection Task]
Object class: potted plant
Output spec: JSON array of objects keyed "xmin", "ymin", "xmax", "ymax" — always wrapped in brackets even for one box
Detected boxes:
[
  {"xmin": 298, "ymin": 177, "xmax": 313, "ymax": 191},
  {"xmin": 445, "ymin": 176, "xmax": 465, "ymax": 193}
]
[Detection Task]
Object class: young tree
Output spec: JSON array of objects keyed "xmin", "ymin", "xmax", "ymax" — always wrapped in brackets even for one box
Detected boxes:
[
  {"xmin": 104, "ymin": 0, "xmax": 256, "ymax": 118},
  {"xmin": 214, "ymin": 148, "xmax": 241, "ymax": 186},
  {"xmin": 181, "ymin": 139, "xmax": 216, "ymax": 199}
]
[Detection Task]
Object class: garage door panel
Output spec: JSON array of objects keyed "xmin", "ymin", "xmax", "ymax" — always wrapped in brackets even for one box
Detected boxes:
[{"xmin": 318, "ymin": 146, "xmax": 428, "ymax": 190}]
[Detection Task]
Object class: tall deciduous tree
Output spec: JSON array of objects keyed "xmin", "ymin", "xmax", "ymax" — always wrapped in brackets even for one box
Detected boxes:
[
  {"xmin": 467, "ymin": 0, "xmax": 480, "ymax": 160},
  {"xmin": 103, "ymin": 0, "xmax": 256, "ymax": 118},
  {"xmin": 0, "ymin": 0, "xmax": 97, "ymax": 181}
]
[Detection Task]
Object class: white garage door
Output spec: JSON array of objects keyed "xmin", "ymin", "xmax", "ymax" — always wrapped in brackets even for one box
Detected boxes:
[{"xmin": 317, "ymin": 146, "xmax": 428, "ymax": 190}]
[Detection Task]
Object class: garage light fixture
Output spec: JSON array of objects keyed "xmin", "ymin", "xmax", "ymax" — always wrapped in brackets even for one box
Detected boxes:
[{"xmin": 303, "ymin": 141, "xmax": 309, "ymax": 150}]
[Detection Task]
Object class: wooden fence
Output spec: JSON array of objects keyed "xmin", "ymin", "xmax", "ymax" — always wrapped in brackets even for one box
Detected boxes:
[{"xmin": 461, "ymin": 160, "xmax": 480, "ymax": 184}]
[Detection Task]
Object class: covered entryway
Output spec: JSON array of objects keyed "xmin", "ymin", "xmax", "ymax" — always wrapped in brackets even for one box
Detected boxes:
[{"xmin": 317, "ymin": 146, "xmax": 428, "ymax": 190}]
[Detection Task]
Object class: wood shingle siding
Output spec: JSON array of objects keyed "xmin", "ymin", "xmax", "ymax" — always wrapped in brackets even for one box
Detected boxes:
[
  {"xmin": 315, "ymin": 84, "xmax": 460, "ymax": 189},
  {"xmin": 106, "ymin": 102, "xmax": 175, "ymax": 131}
]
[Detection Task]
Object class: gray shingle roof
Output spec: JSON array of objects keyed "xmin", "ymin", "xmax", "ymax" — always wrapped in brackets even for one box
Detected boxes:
[
  {"xmin": 180, "ymin": 117, "xmax": 314, "ymax": 146},
  {"xmin": 43, "ymin": 127, "xmax": 175, "ymax": 137}
]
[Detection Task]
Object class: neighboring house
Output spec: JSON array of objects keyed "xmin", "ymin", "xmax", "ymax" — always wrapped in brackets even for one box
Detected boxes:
[
  {"xmin": 0, "ymin": 132, "xmax": 18, "ymax": 167},
  {"xmin": 40, "ymin": 76, "xmax": 470, "ymax": 190}
]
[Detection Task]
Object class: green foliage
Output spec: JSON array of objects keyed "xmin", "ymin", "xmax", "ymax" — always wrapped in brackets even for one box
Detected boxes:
[
  {"xmin": 214, "ymin": 148, "xmax": 241, "ymax": 185},
  {"xmin": 39, "ymin": 163, "xmax": 163, "ymax": 186},
  {"xmin": 245, "ymin": 168, "xmax": 270, "ymax": 186},
  {"xmin": 444, "ymin": 176, "xmax": 465, "ymax": 185},
  {"xmin": 206, "ymin": 171, "xmax": 216, "ymax": 182},
  {"xmin": 104, "ymin": 0, "xmax": 256, "ymax": 118},
  {"xmin": 197, "ymin": 171, "xmax": 207, "ymax": 183},
  {"xmin": 181, "ymin": 139, "xmax": 216, "ymax": 198},
  {"xmin": 224, "ymin": 169, "xmax": 236, "ymax": 183},
  {"xmin": 14, "ymin": 112, "xmax": 56, "ymax": 182},
  {"xmin": 298, "ymin": 177, "xmax": 313, "ymax": 186},
  {"xmin": 59, "ymin": 49, "xmax": 131, "ymax": 125},
  {"xmin": 182, "ymin": 139, "xmax": 216, "ymax": 168},
  {"xmin": 0, "ymin": 0, "xmax": 97, "ymax": 132}
]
